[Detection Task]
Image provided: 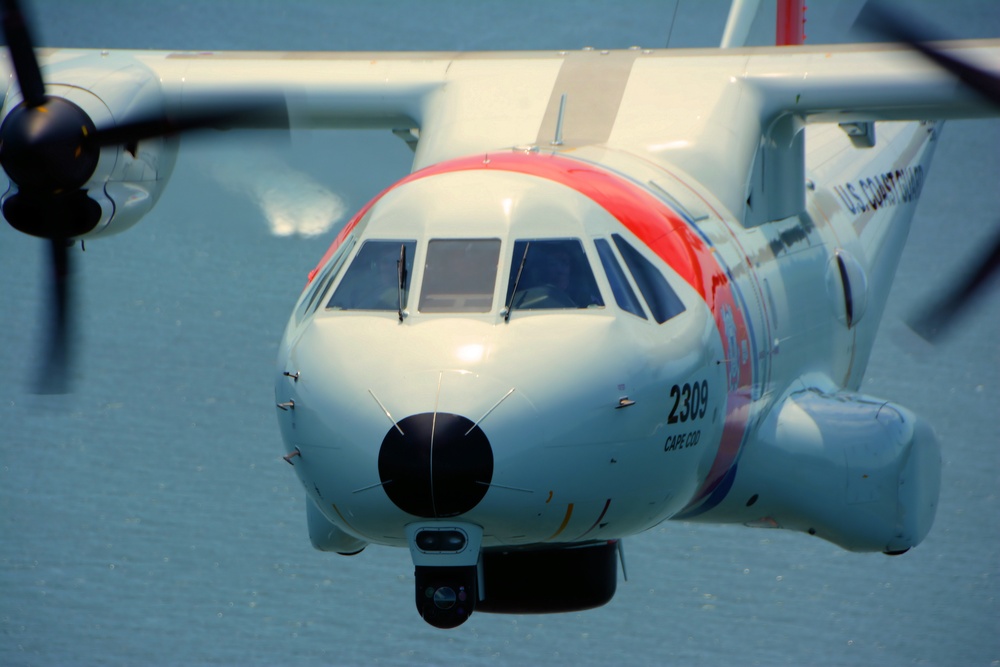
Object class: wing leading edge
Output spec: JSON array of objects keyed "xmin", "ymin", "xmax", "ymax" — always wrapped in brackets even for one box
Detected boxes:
[{"xmin": 7, "ymin": 39, "xmax": 998, "ymax": 225}]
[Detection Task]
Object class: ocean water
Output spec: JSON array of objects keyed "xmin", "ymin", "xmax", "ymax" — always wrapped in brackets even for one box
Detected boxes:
[{"xmin": 1, "ymin": 2, "xmax": 998, "ymax": 665}]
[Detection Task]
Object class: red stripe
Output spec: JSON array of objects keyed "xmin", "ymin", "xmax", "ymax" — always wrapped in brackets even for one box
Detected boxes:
[{"xmin": 776, "ymin": 0, "xmax": 806, "ymax": 46}]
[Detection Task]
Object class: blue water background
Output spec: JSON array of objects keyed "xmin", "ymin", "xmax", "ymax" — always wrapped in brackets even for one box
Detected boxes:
[{"xmin": 1, "ymin": 1, "xmax": 998, "ymax": 665}]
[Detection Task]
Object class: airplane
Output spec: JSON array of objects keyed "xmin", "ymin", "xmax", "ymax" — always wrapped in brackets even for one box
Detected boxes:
[{"xmin": 1, "ymin": 0, "xmax": 998, "ymax": 629}]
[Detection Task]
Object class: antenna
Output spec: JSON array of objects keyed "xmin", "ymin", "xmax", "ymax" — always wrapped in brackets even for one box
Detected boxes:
[
  {"xmin": 666, "ymin": 0, "xmax": 681, "ymax": 48},
  {"xmin": 551, "ymin": 94, "xmax": 567, "ymax": 146}
]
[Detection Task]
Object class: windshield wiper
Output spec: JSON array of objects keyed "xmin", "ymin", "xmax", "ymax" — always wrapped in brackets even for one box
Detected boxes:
[
  {"xmin": 397, "ymin": 243, "xmax": 407, "ymax": 322},
  {"xmin": 504, "ymin": 242, "xmax": 530, "ymax": 322}
]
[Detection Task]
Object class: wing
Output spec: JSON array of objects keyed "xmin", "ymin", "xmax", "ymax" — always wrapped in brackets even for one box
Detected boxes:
[
  {"xmin": 4, "ymin": 39, "xmax": 998, "ymax": 230},
  {"xmin": 87, "ymin": 39, "xmax": 1000, "ymax": 222}
]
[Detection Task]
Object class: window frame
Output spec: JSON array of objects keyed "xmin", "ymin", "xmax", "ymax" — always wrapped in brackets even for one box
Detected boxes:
[
  {"xmin": 611, "ymin": 234, "xmax": 686, "ymax": 324},
  {"xmin": 326, "ymin": 238, "xmax": 417, "ymax": 312},
  {"xmin": 503, "ymin": 238, "xmax": 606, "ymax": 313},
  {"xmin": 295, "ymin": 235, "xmax": 357, "ymax": 324},
  {"xmin": 594, "ymin": 237, "xmax": 648, "ymax": 320},
  {"xmin": 417, "ymin": 238, "xmax": 503, "ymax": 314}
]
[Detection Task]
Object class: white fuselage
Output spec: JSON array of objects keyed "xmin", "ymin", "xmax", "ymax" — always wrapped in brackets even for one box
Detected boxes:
[
  {"xmin": 1, "ymin": 40, "xmax": 965, "ymax": 558},
  {"xmin": 274, "ymin": 117, "xmax": 938, "ymax": 548}
]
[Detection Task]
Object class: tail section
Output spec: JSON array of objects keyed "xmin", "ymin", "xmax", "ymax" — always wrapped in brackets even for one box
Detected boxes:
[
  {"xmin": 776, "ymin": 0, "xmax": 806, "ymax": 46},
  {"xmin": 806, "ymin": 119, "xmax": 942, "ymax": 380},
  {"xmin": 720, "ymin": 0, "xmax": 805, "ymax": 48}
]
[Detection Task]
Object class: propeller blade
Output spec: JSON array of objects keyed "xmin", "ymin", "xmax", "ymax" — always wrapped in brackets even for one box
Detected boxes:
[
  {"xmin": 36, "ymin": 236, "xmax": 74, "ymax": 394},
  {"xmin": 906, "ymin": 227, "xmax": 1000, "ymax": 343},
  {"xmin": 5, "ymin": 191, "xmax": 99, "ymax": 394},
  {"xmin": 1, "ymin": 0, "xmax": 45, "ymax": 107},
  {"xmin": 855, "ymin": 1, "xmax": 1000, "ymax": 109},
  {"xmin": 855, "ymin": 2, "xmax": 1000, "ymax": 340},
  {"xmin": 91, "ymin": 96, "xmax": 290, "ymax": 148}
]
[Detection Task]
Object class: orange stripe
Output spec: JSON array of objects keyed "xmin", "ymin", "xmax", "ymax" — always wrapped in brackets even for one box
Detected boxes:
[{"xmin": 547, "ymin": 503, "xmax": 574, "ymax": 540}]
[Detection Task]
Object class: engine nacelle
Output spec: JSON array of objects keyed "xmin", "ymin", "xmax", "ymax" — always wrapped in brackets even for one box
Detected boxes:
[{"xmin": 0, "ymin": 52, "xmax": 177, "ymax": 239}]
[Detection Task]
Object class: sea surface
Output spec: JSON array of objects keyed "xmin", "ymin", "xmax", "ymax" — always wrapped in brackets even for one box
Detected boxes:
[{"xmin": 1, "ymin": 2, "xmax": 998, "ymax": 665}]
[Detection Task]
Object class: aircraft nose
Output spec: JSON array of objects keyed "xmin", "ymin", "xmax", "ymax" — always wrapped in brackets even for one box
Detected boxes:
[{"xmin": 378, "ymin": 412, "xmax": 494, "ymax": 518}]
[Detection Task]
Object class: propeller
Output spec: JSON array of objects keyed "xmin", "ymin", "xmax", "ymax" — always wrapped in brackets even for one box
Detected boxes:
[
  {"xmin": 0, "ymin": 0, "xmax": 288, "ymax": 392},
  {"xmin": 906, "ymin": 227, "xmax": 1000, "ymax": 342},
  {"xmin": 855, "ymin": 1, "xmax": 1000, "ymax": 342},
  {"xmin": 855, "ymin": 2, "xmax": 1000, "ymax": 108}
]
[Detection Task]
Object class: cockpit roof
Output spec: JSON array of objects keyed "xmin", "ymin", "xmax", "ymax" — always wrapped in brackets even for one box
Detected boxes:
[
  {"xmin": 297, "ymin": 162, "xmax": 691, "ymax": 325},
  {"xmin": 352, "ymin": 168, "xmax": 627, "ymax": 241}
]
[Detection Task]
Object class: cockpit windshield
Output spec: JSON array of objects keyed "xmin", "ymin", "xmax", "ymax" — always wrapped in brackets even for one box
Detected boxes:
[
  {"xmin": 504, "ymin": 239, "xmax": 604, "ymax": 311},
  {"xmin": 419, "ymin": 239, "xmax": 501, "ymax": 313},
  {"xmin": 327, "ymin": 239, "xmax": 416, "ymax": 311},
  {"xmin": 326, "ymin": 236, "xmax": 619, "ymax": 317},
  {"xmin": 612, "ymin": 234, "xmax": 685, "ymax": 323}
]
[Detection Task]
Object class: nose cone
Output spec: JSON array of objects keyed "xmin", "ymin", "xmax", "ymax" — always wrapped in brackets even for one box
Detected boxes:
[{"xmin": 378, "ymin": 412, "xmax": 494, "ymax": 518}]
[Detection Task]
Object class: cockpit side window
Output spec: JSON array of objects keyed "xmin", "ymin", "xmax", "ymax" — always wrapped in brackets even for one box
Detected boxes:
[
  {"xmin": 419, "ymin": 239, "xmax": 501, "ymax": 313},
  {"xmin": 612, "ymin": 234, "xmax": 686, "ymax": 324},
  {"xmin": 505, "ymin": 239, "xmax": 604, "ymax": 311},
  {"xmin": 327, "ymin": 239, "xmax": 416, "ymax": 311},
  {"xmin": 594, "ymin": 238, "xmax": 647, "ymax": 319},
  {"xmin": 295, "ymin": 236, "xmax": 357, "ymax": 323}
]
